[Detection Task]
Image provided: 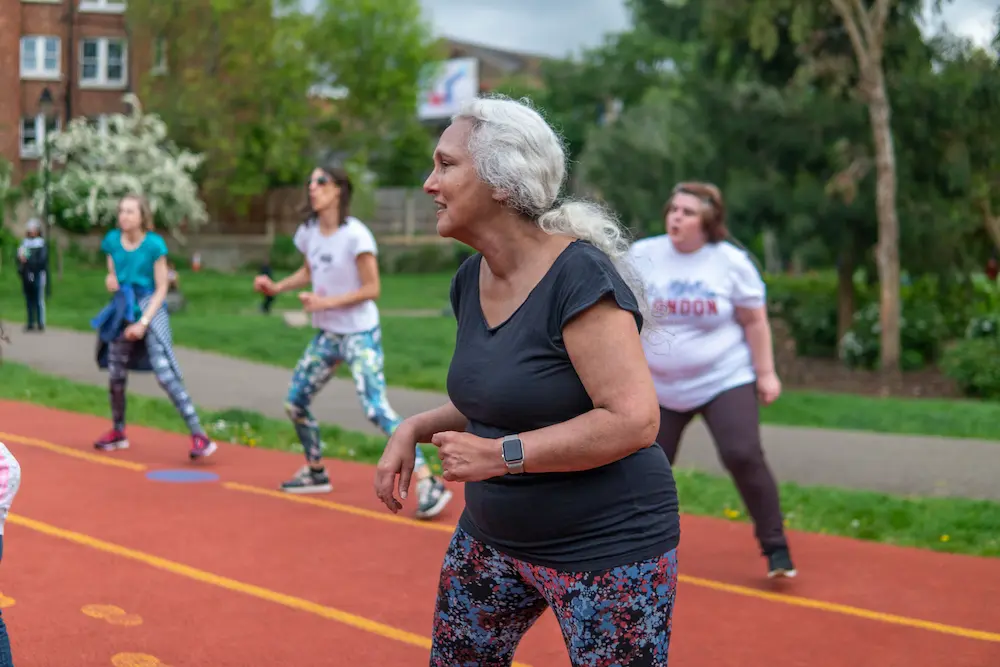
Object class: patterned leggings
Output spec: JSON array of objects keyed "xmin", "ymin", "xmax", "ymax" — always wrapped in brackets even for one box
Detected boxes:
[
  {"xmin": 108, "ymin": 335, "xmax": 204, "ymax": 436},
  {"xmin": 285, "ymin": 327, "xmax": 425, "ymax": 468},
  {"xmin": 431, "ymin": 527, "xmax": 679, "ymax": 666}
]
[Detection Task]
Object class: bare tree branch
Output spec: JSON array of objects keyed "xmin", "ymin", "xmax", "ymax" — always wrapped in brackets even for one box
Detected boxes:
[
  {"xmin": 868, "ymin": 0, "xmax": 893, "ymax": 65},
  {"xmin": 830, "ymin": 0, "xmax": 872, "ymax": 75},
  {"xmin": 849, "ymin": 0, "xmax": 875, "ymax": 53}
]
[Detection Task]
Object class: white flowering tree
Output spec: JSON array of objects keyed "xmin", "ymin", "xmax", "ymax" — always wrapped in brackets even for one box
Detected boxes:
[{"xmin": 35, "ymin": 94, "xmax": 208, "ymax": 235}]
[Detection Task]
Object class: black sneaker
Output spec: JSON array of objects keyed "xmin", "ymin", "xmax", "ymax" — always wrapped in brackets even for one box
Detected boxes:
[
  {"xmin": 280, "ymin": 465, "xmax": 333, "ymax": 494},
  {"xmin": 767, "ymin": 547, "xmax": 797, "ymax": 579},
  {"xmin": 414, "ymin": 476, "xmax": 453, "ymax": 520}
]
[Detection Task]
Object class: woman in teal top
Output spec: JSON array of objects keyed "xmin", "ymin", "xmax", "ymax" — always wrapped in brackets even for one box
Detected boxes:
[
  {"xmin": 91, "ymin": 193, "xmax": 217, "ymax": 460},
  {"xmin": 102, "ymin": 227, "xmax": 167, "ymax": 291}
]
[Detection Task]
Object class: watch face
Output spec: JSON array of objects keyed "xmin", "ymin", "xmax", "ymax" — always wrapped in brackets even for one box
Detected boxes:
[{"xmin": 502, "ymin": 438, "xmax": 523, "ymax": 462}]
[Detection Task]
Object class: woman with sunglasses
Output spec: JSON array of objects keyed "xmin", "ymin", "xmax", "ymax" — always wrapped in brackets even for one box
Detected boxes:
[
  {"xmin": 629, "ymin": 181, "xmax": 796, "ymax": 579},
  {"xmin": 254, "ymin": 164, "xmax": 453, "ymax": 520}
]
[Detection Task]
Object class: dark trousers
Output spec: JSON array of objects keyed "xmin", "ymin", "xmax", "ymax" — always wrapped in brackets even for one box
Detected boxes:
[
  {"xmin": 656, "ymin": 381, "xmax": 788, "ymax": 554},
  {"xmin": 21, "ymin": 271, "xmax": 45, "ymax": 329},
  {"xmin": 0, "ymin": 533, "xmax": 11, "ymax": 666},
  {"xmin": 259, "ymin": 265, "xmax": 275, "ymax": 314},
  {"xmin": 0, "ymin": 610, "xmax": 12, "ymax": 667}
]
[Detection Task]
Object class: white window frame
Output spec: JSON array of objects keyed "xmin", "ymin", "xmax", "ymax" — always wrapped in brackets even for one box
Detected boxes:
[
  {"xmin": 79, "ymin": 37, "xmax": 128, "ymax": 89},
  {"xmin": 19, "ymin": 115, "xmax": 61, "ymax": 159},
  {"xmin": 151, "ymin": 37, "xmax": 168, "ymax": 75},
  {"xmin": 78, "ymin": 0, "xmax": 126, "ymax": 13},
  {"xmin": 20, "ymin": 35, "xmax": 61, "ymax": 80},
  {"xmin": 87, "ymin": 114, "xmax": 112, "ymax": 136}
]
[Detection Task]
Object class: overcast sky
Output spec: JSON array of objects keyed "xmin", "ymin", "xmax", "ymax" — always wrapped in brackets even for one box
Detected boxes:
[{"xmin": 417, "ymin": 0, "xmax": 996, "ymax": 57}]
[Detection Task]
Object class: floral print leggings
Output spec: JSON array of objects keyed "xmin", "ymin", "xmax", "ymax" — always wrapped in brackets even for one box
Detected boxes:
[
  {"xmin": 285, "ymin": 327, "xmax": 427, "ymax": 469},
  {"xmin": 431, "ymin": 527, "xmax": 679, "ymax": 666}
]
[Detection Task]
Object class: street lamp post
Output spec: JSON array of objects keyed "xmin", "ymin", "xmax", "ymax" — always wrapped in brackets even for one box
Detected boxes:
[{"xmin": 38, "ymin": 87, "xmax": 54, "ymax": 296}]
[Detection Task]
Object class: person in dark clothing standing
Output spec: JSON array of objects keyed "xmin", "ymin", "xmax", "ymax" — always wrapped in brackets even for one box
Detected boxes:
[
  {"xmin": 17, "ymin": 218, "xmax": 48, "ymax": 332},
  {"xmin": 258, "ymin": 262, "xmax": 276, "ymax": 314}
]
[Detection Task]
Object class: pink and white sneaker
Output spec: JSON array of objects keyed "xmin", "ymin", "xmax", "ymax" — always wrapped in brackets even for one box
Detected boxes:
[
  {"xmin": 94, "ymin": 429, "xmax": 129, "ymax": 452},
  {"xmin": 189, "ymin": 434, "xmax": 217, "ymax": 460}
]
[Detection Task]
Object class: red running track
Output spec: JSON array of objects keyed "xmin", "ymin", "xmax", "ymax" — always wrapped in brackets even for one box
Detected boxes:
[{"xmin": 0, "ymin": 400, "xmax": 998, "ymax": 667}]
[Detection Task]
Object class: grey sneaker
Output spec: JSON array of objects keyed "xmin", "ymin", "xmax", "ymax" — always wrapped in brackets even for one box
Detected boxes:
[
  {"xmin": 414, "ymin": 477, "xmax": 452, "ymax": 520},
  {"xmin": 280, "ymin": 465, "xmax": 333, "ymax": 494}
]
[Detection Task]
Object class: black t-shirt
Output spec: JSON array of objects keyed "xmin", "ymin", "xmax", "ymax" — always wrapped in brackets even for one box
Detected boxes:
[{"xmin": 447, "ymin": 239, "xmax": 680, "ymax": 572}]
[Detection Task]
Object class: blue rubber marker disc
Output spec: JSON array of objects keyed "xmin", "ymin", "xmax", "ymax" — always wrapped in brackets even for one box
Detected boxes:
[{"xmin": 145, "ymin": 469, "xmax": 220, "ymax": 483}]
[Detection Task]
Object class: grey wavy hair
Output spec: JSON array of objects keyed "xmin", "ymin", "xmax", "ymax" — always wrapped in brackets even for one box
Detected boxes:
[{"xmin": 453, "ymin": 93, "xmax": 653, "ymax": 326}]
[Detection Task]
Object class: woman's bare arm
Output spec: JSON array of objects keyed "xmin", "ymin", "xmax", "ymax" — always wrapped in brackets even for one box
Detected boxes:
[
  {"xmin": 403, "ymin": 401, "xmax": 469, "ymax": 443},
  {"xmin": 514, "ymin": 297, "xmax": 660, "ymax": 473},
  {"xmin": 735, "ymin": 305, "xmax": 776, "ymax": 376},
  {"xmin": 323, "ymin": 252, "xmax": 380, "ymax": 308},
  {"xmin": 274, "ymin": 260, "xmax": 312, "ymax": 293},
  {"xmin": 139, "ymin": 256, "xmax": 171, "ymax": 323}
]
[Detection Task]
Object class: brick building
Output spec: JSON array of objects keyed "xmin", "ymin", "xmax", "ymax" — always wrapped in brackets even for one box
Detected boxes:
[
  {"xmin": 441, "ymin": 38, "xmax": 546, "ymax": 92},
  {"xmin": 0, "ymin": 0, "xmax": 160, "ymax": 181}
]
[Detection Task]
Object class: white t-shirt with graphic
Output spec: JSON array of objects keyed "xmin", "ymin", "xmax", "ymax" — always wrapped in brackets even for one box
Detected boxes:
[
  {"xmin": 293, "ymin": 216, "xmax": 381, "ymax": 335},
  {"xmin": 629, "ymin": 236, "xmax": 766, "ymax": 412}
]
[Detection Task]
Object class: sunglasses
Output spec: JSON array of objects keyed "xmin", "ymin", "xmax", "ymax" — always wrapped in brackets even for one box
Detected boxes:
[{"xmin": 307, "ymin": 175, "xmax": 332, "ymax": 187}]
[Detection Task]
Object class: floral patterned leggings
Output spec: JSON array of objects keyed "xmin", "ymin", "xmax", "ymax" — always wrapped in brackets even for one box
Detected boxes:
[
  {"xmin": 285, "ymin": 327, "xmax": 426, "ymax": 469},
  {"xmin": 431, "ymin": 527, "xmax": 679, "ymax": 666}
]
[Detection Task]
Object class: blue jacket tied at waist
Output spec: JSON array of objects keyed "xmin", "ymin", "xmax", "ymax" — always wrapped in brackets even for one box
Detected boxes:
[{"xmin": 91, "ymin": 284, "xmax": 154, "ymax": 371}]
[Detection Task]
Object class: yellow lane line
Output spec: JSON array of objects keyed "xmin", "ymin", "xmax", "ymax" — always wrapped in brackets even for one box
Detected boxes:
[
  {"xmin": 225, "ymin": 482, "xmax": 1000, "ymax": 644},
  {"xmin": 222, "ymin": 482, "xmax": 455, "ymax": 533},
  {"xmin": 9, "ymin": 430, "xmax": 1000, "ymax": 645},
  {"xmin": 7, "ymin": 513, "xmax": 533, "ymax": 666},
  {"xmin": 678, "ymin": 573, "xmax": 1000, "ymax": 643},
  {"xmin": 0, "ymin": 432, "xmax": 147, "ymax": 471}
]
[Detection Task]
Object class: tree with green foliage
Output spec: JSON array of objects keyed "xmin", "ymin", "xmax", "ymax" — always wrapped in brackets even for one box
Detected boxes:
[
  {"xmin": 126, "ymin": 0, "xmax": 437, "ymax": 211},
  {"xmin": 688, "ymin": 0, "xmax": 960, "ymax": 371},
  {"xmin": 367, "ymin": 117, "xmax": 436, "ymax": 187},
  {"xmin": 304, "ymin": 0, "xmax": 441, "ymax": 160},
  {"xmin": 126, "ymin": 0, "xmax": 318, "ymax": 212}
]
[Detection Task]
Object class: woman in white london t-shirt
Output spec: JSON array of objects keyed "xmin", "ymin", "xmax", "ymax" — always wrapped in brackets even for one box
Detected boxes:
[
  {"xmin": 629, "ymin": 181, "xmax": 796, "ymax": 579},
  {"xmin": 253, "ymin": 164, "xmax": 452, "ymax": 520}
]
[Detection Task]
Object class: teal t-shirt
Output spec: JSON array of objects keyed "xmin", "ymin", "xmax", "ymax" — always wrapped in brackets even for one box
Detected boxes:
[{"xmin": 101, "ymin": 229, "xmax": 168, "ymax": 291}]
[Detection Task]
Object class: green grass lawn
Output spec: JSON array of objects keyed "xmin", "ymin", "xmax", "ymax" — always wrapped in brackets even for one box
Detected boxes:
[
  {"xmin": 1, "ymin": 361, "xmax": 997, "ymax": 558},
  {"xmin": 3, "ymin": 261, "xmax": 1000, "ymax": 441}
]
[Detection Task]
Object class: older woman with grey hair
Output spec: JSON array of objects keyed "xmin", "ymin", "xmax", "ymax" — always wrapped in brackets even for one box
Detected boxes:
[{"xmin": 374, "ymin": 94, "xmax": 681, "ymax": 666}]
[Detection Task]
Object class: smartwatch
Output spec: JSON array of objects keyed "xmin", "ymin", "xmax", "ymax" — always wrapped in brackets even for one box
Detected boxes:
[{"xmin": 501, "ymin": 434, "xmax": 525, "ymax": 474}]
